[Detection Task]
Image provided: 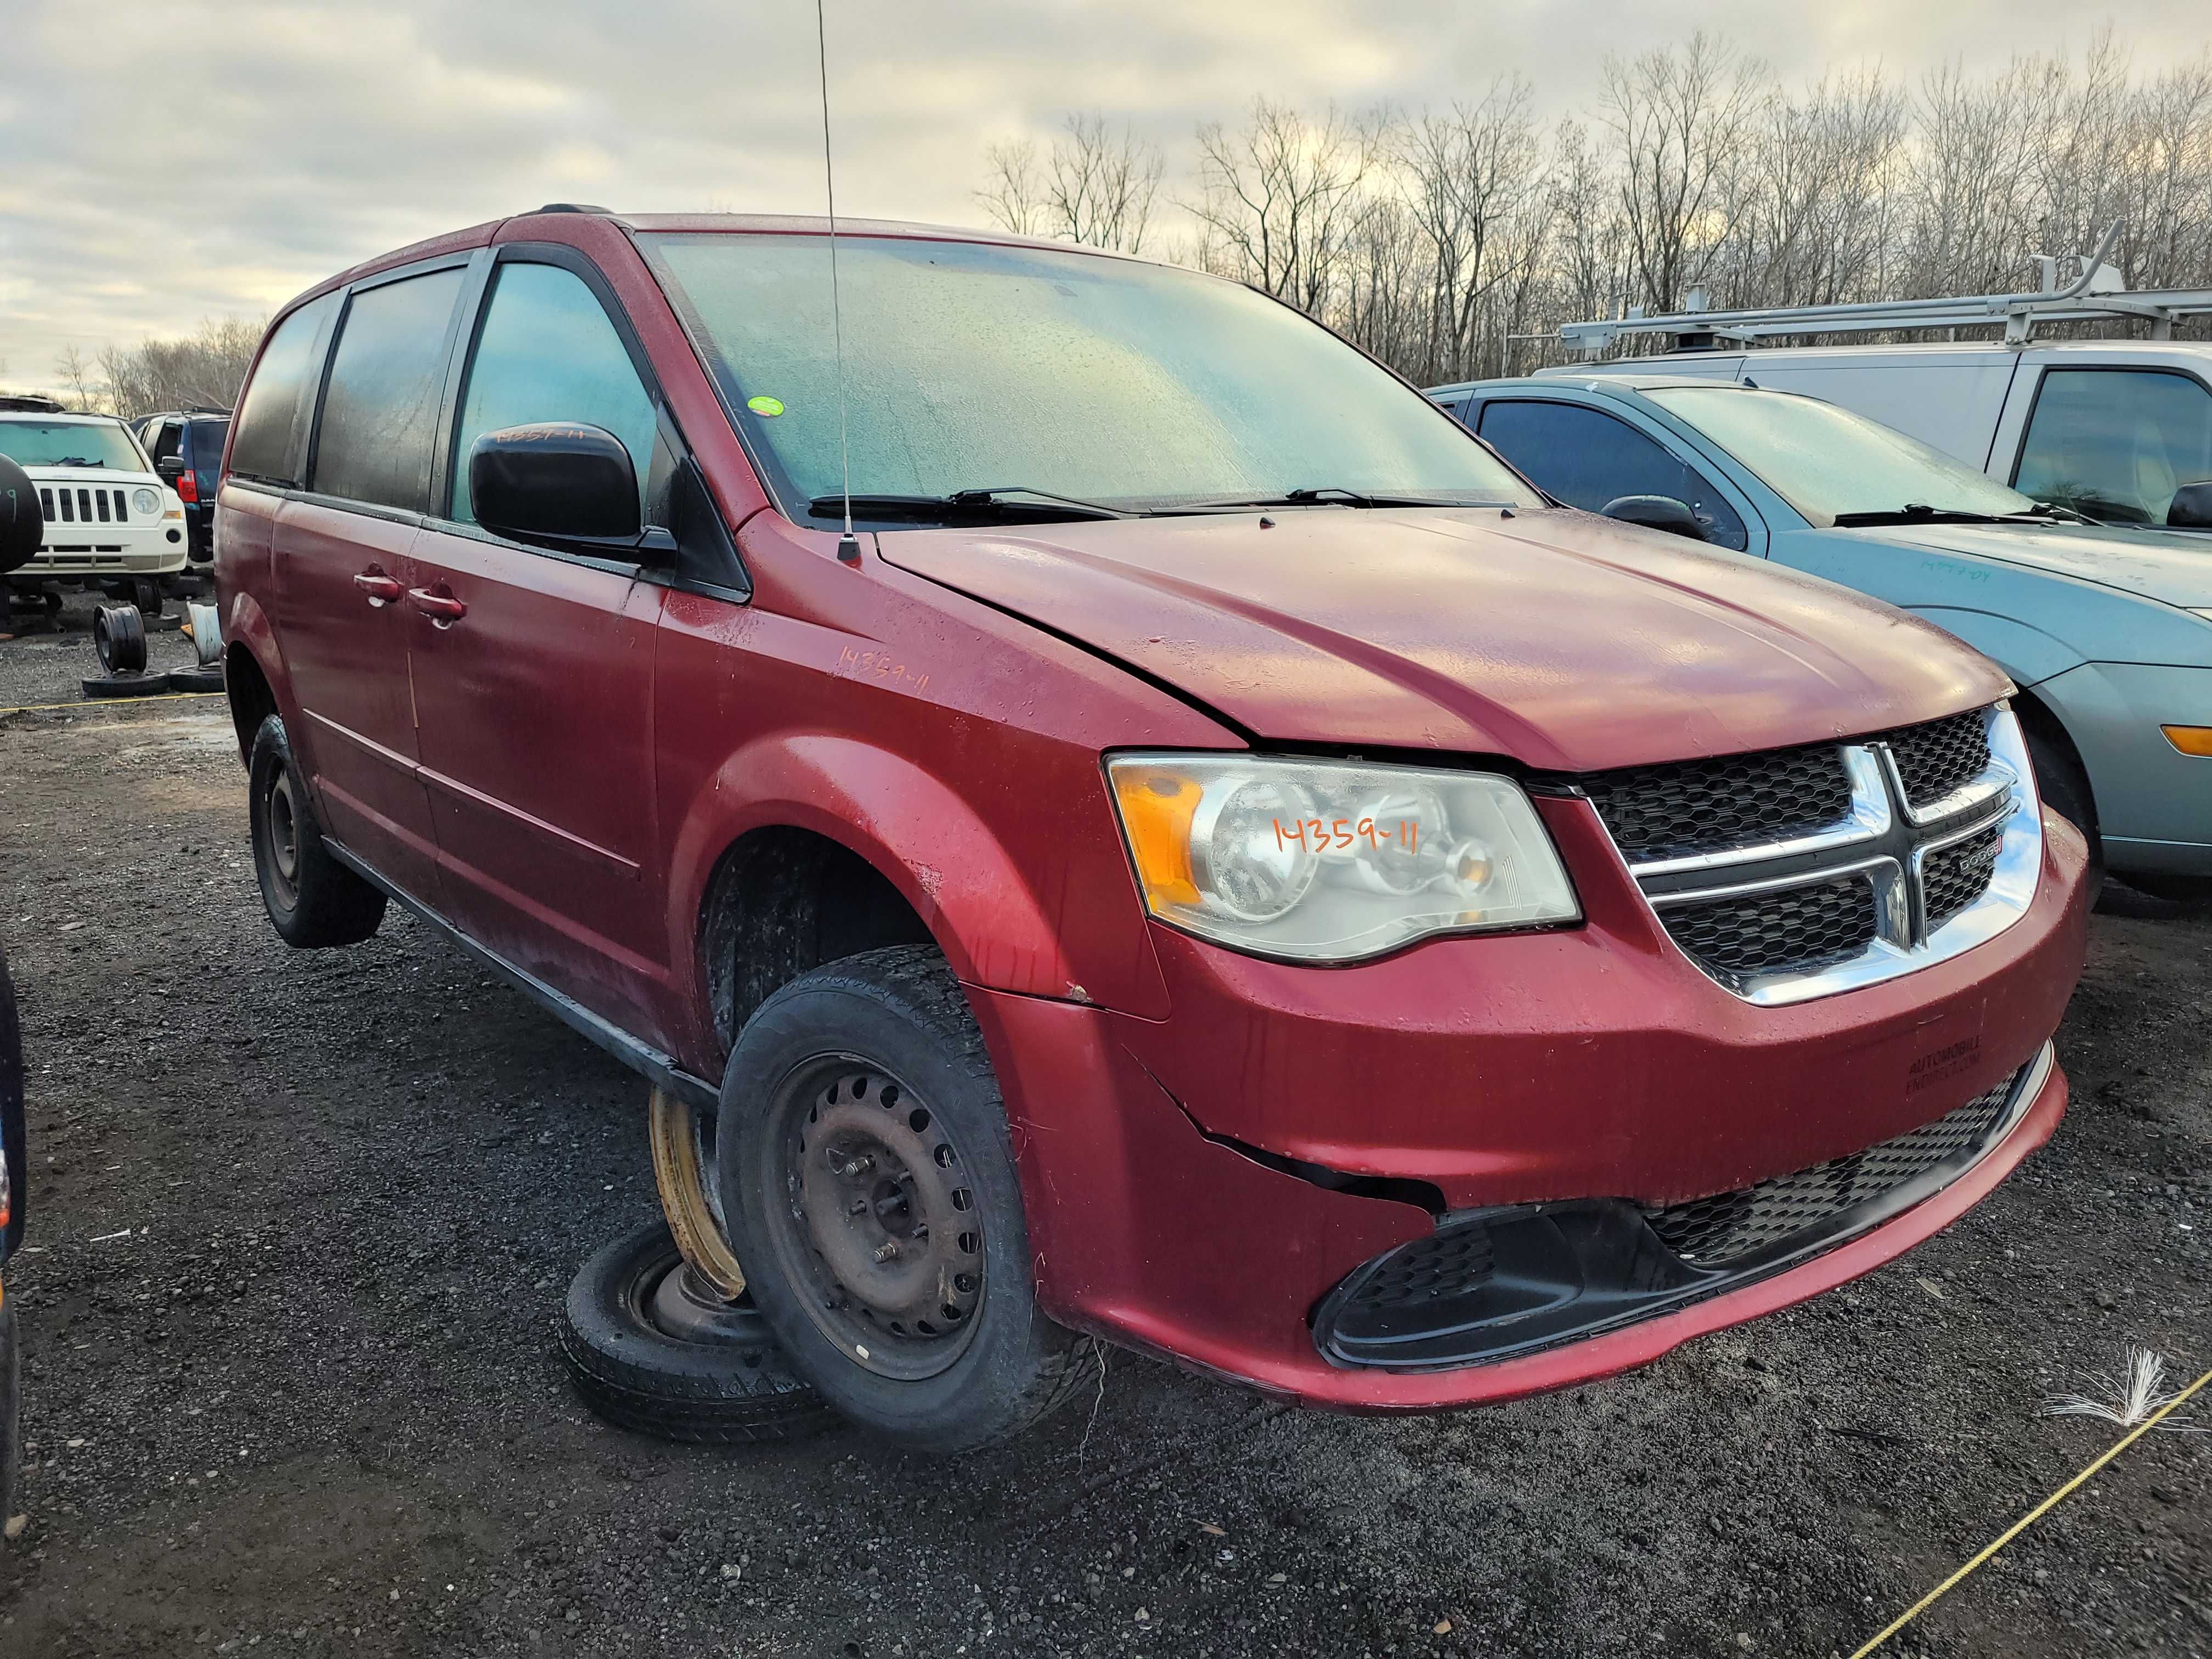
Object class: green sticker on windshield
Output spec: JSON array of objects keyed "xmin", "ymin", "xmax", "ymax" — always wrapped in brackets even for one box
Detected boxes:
[{"xmin": 746, "ymin": 396, "xmax": 785, "ymax": 417}]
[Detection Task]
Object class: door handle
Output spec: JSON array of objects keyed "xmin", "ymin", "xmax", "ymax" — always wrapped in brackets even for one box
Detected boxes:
[
  {"xmin": 408, "ymin": 586, "xmax": 467, "ymax": 625},
  {"xmin": 353, "ymin": 569, "xmax": 404, "ymax": 605}
]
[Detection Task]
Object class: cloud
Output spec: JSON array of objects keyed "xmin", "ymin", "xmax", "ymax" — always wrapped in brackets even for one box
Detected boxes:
[{"xmin": 3, "ymin": 0, "xmax": 2204, "ymax": 385}]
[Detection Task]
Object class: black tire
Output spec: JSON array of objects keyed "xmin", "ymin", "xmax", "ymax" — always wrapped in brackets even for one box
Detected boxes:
[
  {"xmin": 2023, "ymin": 723, "xmax": 2103, "ymax": 911},
  {"xmin": 131, "ymin": 577, "xmax": 162, "ymax": 619},
  {"xmin": 247, "ymin": 714, "xmax": 386, "ymax": 949},
  {"xmin": 166, "ymin": 664, "xmax": 226, "ymax": 693},
  {"xmin": 79, "ymin": 673, "xmax": 168, "ymax": 700},
  {"xmin": 558, "ymin": 1220, "xmax": 836, "ymax": 1444},
  {"xmin": 718, "ymin": 945, "xmax": 1100, "ymax": 1454},
  {"xmin": 91, "ymin": 601, "xmax": 146, "ymax": 675}
]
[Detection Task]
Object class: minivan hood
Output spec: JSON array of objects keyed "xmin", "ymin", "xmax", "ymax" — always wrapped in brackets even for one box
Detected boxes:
[
  {"xmin": 1846, "ymin": 520, "xmax": 2212, "ymax": 610},
  {"xmin": 882, "ymin": 506, "xmax": 2007, "ymax": 772}
]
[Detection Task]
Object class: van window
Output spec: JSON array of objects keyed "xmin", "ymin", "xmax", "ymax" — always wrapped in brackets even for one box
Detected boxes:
[
  {"xmin": 311, "ymin": 268, "xmax": 466, "ymax": 513},
  {"xmin": 449, "ymin": 263, "xmax": 660, "ymax": 527},
  {"xmin": 642, "ymin": 233, "xmax": 1542, "ymax": 522},
  {"xmin": 2013, "ymin": 369, "xmax": 2212, "ymax": 527},
  {"xmin": 1476, "ymin": 399, "xmax": 1747, "ymax": 550},
  {"xmin": 229, "ymin": 291, "xmax": 337, "ymax": 486}
]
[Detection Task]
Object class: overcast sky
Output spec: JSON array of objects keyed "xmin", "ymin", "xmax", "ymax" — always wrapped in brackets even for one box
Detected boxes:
[{"xmin": 2, "ymin": 1, "xmax": 2202, "ymax": 387}]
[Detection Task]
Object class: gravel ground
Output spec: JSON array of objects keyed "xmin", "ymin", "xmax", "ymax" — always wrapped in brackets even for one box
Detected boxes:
[
  {"xmin": 0, "ymin": 685, "xmax": 2205, "ymax": 1659},
  {"xmin": 0, "ymin": 588, "xmax": 207, "ymax": 714}
]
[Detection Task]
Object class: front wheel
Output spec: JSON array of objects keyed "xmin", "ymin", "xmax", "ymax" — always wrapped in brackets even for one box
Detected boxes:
[{"xmin": 716, "ymin": 946, "xmax": 1098, "ymax": 1454}]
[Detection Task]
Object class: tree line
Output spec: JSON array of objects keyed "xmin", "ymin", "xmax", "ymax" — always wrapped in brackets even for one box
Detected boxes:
[{"xmin": 977, "ymin": 30, "xmax": 2212, "ymax": 385}]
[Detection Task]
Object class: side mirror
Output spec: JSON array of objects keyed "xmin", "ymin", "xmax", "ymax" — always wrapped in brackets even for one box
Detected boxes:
[
  {"xmin": 0, "ymin": 454, "xmax": 43, "ymax": 576},
  {"xmin": 469, "ymin": 422, "xmax": 640, "ymax": 545},
  {"xmin": 2167, "ymin": 481, "xmax": 2212, "ymax": 531},
  {"xmin": 155, "ymin": 455, "xmax": 187, "ymax": 481},
  {"xmin": 1601, "ymin": 494, "xmax": 1707, "ymax": 541}
]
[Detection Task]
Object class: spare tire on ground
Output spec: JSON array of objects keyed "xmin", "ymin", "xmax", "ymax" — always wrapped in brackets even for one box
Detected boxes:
[
  {"xmin": 80, "ymin": 673, "xmax": 169, "ymax": 700},
  {"xmin": 92, "ymin": 602, "xmax": 148, "ymax": 675},
  {"xmin": 560, "ymin": 1220, "xmax": 836, "ymax": 1445},
  {"xmin": 166, "ymin": 664, "xmax": 225, "ymax": 693}
]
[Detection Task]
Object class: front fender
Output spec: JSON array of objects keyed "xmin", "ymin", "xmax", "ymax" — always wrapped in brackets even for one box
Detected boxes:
[
  {"xmin": 664, "ymin": 732, "xmax": 1171, "ymax": 1047},
  {"xmin": 1905, "ymin": 606, "xmax": 2085, "ymax": 689}
]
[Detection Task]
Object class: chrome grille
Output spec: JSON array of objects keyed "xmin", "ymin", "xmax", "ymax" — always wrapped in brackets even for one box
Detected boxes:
[
  {"xmin": 1592, "ymin": 706, "xmax": 2038, "ymax": 1005},
  {"xmin": 1662, "ymin": 875, "xmax": 1878, "ymax": 984},
  {"xmin": 1880, "ymin": 709, "xmax": 1990, "ymax": 807},
  {"xmin": 1642, "ymin": 1063, "xmax": 2027, "ymax": 1263},
  {"xmin": 1923, "ymin": 823, "xmax": 2004, "ymax": 929},
  {"xmin": 1582, "ymin": 743, "xmax": 1851, "ymax": 862}
]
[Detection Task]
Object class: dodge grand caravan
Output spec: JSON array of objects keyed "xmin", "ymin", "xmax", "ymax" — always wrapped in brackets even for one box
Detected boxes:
[{"xmin": 216, "ymin": 208, "xmax": 2087, "ymax": 1451}]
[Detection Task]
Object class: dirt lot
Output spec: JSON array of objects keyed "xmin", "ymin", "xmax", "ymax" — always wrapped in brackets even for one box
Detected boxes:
[{"xmin": 0, "ymin": 671, "xmax": 2206, "ymax": 1657}]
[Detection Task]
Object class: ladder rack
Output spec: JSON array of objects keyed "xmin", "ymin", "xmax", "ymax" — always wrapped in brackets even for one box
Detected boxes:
[{"xmin": 1558, "ymin": 225, "xmax": 2212, "ymax": 354}]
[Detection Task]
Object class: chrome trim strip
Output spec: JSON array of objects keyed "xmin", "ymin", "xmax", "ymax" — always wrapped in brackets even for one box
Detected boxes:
[
  {"xmin": 1647, "ymin": 855, "xmax": 1891, "ymax": 909},
  {"xmin": 1627, "ymin": 747, "xmax": 1891, "ymax": 878}
]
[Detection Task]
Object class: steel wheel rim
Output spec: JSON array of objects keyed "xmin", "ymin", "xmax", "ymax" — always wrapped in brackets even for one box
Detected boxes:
[
  {"xmin": 265, "ymin": 768, "xmax": 301, "ymax": 901},
  {"xmin": 762, "ymin": 1054, "xmax": 985, "ymax": 1380},
  {"xmin": 649, "ymin": 1087, "xmax": 749, "ymax": 1301}
]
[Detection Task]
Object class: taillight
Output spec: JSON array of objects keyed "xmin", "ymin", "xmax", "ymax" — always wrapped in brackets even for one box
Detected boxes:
[{"xmin": 176, "ymin": 472, "xmax": 199, "ymax": 504}]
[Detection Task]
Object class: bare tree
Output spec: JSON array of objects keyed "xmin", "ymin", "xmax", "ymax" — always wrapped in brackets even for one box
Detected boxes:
[
  {"xmin": 976, "ymin": 36, "xmax": 2212, "ymax": 381},
  {"xmin": 975, "ymin": 138, "xmax": 1049, "ymax": 238},
  {"xmin": 1187, "ymin": 98, "xmax": 1384, "ymax": 313},
  {"xmin": 1598, "ymin": 33, "xmax": 1766, "ymax": 312},
  {"xmin": 52, "ymin": 346, "xmax": 103, "ymax": 413},
  {"xmin": 97, "ymin": 318, "xmax": 264, "ymax": 421},
  {"xmin": 975, "ymin": 116, "xmax": 1165, "ymax": 251}
]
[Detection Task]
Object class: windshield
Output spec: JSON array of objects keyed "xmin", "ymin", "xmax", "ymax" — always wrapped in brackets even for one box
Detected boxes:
[
  {"xmin": 640, "ymin": 233, "xmax": 1541, "ymax": 523},
  {"xmin": 1644, "ymin": 386, "xmax": 2037, "ymax": 524},
  {"xmin": 0, "ymin": 419, "xmax": 146, "ymax": 471}
]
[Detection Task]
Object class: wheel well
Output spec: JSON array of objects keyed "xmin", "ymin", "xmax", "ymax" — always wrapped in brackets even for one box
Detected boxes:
[
  {"xmin": 2010, "ymin": 689, "xmax": 2096, "ymax": 833},
  {"xmin": 698, "ymin": 827, "xmax": 935, "ymax": 1052},
  {"xmin": 224, "ymin": 645, "xmax": 276, "ymax": 766}
]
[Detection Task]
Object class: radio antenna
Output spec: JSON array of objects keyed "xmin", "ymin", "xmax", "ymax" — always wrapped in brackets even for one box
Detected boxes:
[{"xmin": 815, "ymin": 0, "xmax": 861, "ymax": 564}]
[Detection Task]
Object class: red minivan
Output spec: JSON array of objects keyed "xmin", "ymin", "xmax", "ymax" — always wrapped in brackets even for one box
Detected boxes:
[{"xmin": 215, "ymin": 208, "xmax": 2087, "ymax": 1451}]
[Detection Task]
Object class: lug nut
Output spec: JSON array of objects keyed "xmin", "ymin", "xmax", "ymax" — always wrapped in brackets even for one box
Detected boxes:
[
  {"xmin": 872, "ymin": 1241, "xmax": 901, "ymax": 1263},
  {"xmin": 835, "ymin": 1154, "xmax": 873, "ymax": 1177}
]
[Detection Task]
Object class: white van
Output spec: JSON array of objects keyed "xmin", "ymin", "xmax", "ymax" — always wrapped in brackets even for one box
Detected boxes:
[{"xmin": 1547, "ymin": 340, "xmax": 2212, "ymax": 533}]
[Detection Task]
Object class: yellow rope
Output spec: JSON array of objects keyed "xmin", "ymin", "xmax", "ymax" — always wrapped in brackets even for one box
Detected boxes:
[
  {"xmin": 0, "ymin": 690, "xmax": 223, "ymax": 718},
  {"xmin": 1849, "ymin": 1362, "xmax": 2212, "ymax": 1657}
]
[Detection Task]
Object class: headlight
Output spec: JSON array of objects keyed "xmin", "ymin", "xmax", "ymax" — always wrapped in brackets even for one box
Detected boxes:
[
  {"xmin": 132, "ymin": 488, "xmax": 159, "ymax": 516},
  {"xmin": 1107, "ymin": 753, "xmax": 1579, "ymax": 961}
]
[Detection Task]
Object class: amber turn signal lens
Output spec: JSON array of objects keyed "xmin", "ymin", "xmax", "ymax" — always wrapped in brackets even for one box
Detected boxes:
[
  {"xmin": 2162, "ymin": 724, "xmax": 2212, "ymax": 758},
  {"xmin": 1110, "ymin": 765, "xmax": 1202, "ymax": 907}
]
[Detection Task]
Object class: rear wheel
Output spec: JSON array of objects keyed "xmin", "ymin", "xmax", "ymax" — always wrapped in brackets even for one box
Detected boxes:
[
  {"xmin": 247, "ymin": 714, "xmax": 386, "ymax": 949},
  {"xmin": 718, "ymin": 945, "xmax": 1098, "ymax": 1454}
]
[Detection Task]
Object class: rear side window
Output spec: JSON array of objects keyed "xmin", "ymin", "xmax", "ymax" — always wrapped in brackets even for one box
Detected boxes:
[
  {"xmin": 449, "ymin": 262, "xmax": 660, "ymax": 526},
  {"xmin": 2013, "ymin": 369, "xmax": 2212, "ymax": 527},
  {"xmin": 189, "ymin": 419, "xmax": 229, "ymax": 488},
  {"xmin": 311, "ymin": 268, "xmax": 466, "ymax": 513},
  {"xmin": 1477, "ymin": 399, "xmax": 1748, "ymax": 551},
  {"xmin": 230, "ymin": 292, "xmax": 336, "ymax": 485},
  {"xmin": 145, "ymin": 420, "xmax": 180, "ymax": 465}
]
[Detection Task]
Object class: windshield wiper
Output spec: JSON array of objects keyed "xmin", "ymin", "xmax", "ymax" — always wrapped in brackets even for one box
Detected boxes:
[
  {"xmin": 48, "ymin": 456, "xmax": 105, "ymax": 469},
  {"xmin": 806, "ymin": 487, "xmax": 1133, "ymax": 523},
  {"xmin": 1832, "ymin": 503, "xmax": 2012, "ymax": 527},
  {"xmin": 2006, "ymin": 501, "xmax": 2095, "ymax": 526},
  {"xmin": 1194, "ymin": 486, "xmax": 1492, "ymax": 510}
]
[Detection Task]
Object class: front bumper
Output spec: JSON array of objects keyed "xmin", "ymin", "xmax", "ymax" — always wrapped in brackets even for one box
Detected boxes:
[
  {"xmin": 968, "ymin": 793, "xmax": 2086, "ymax": 1410},
  {"xmin": 10, "ymin": 538, "xmax": 187, "ymax": 582}
]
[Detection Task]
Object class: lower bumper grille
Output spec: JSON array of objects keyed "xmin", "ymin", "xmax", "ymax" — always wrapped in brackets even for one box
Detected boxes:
[
  {"xmin": 1639, "ymin": 1069, "xmax": 2020, "ymax": 1264},
  {"xmin": 1313, "ymin": 1049, "xmax": 2046, "ymax": 1372}
]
